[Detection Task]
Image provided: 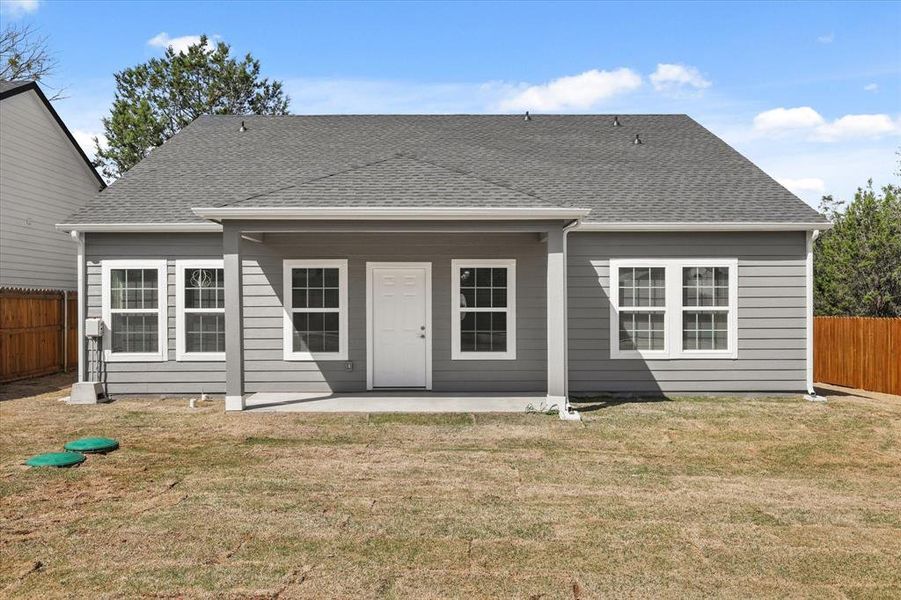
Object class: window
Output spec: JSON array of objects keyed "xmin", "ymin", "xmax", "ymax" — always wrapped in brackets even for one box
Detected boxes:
[
  {"xmin": 682, "ymin": 267, "xmax": 730, "ymax": 351},
  {"xmin": 451, "ymin": 259, "xmax": 516, "ymax": 360},
  {"xmin": 283, "ymin": 259, "xmax": 348, "ymax": 360},
  {"xmin": 101, "ymin": 260, "xmax": 168, "ymax": 362},
  {"xmin": 176, "ymin": 260, "xmax": 225, "ymax": 361},
  {"xmin": 610, "ymin": 259, "xmax": 737, "ymax": 359},
  {"xmin": 617, "ymin": 267, "xmax": 666, "ymax": 352}
]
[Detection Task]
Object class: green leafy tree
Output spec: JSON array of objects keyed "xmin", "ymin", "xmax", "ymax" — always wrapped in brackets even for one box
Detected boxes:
[
  {"xmin": 95, "ymin": 35, "xmax": 289, "ymax": 179},
  {"xmin": 814, "ymin": 181, "xmax": 901, "ymax": 316}
]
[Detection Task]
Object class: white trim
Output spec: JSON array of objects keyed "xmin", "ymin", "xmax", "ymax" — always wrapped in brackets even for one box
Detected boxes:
[
  {"xmin": 192, "ymin": 207, "xmax": 590, "ymax": 221},
  {"xmin": 575, "ymin": 222, "xmax": 832, "ymax": 232},
  {"xmin": 365, "ymin": 262, "xmax": 433, "ymax": 391},
  {"xmin": 101, "ymin": 259, "xmax": 168, "ymax": 362},
  {"xmin": 609, "ymin": 258, "xmax": 738, "ymax": 360},
  {"xmin": 282, "ymin": 259, "xmax": 349, "ymax": 361},
  {"xmin": 175, "ymin": 260, "xmax": 226, "ymax": 361},
  {"xmin": 57, "ymin": 222, "xmax": 222, "ymax": 233},
  {"xmin": 450, "ymin": 259, "xmax": 517, "ymax": 360}
]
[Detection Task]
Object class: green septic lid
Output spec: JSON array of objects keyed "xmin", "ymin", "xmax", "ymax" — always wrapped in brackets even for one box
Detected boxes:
[
  {"xmin": 25, "ymin": 451, "xmax": 86, "ymax": 468},
  {"xmin": 64, "ymin": 437, "xmax": 119, "ymax": 453}
]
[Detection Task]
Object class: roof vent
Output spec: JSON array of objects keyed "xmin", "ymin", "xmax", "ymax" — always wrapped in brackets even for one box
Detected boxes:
[
  {"xmin": 523, "ymin": 111, "xmax": 531, "ymax": 121},
  {"xmin": 239, "ymin": 120, "xmax": 247, "ymax": 132},
  {"xmin": 633, "ymin": 133, "xmax": 642, "ymax": 145},
  {"xmin": 613, "ymin": 116, "xmax": 621, "ymax": 127}
]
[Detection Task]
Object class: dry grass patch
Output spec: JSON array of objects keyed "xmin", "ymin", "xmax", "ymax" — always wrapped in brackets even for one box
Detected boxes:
[{"xmin": 1, "ymin": 377, "xmax": 899, "ymax": 598}]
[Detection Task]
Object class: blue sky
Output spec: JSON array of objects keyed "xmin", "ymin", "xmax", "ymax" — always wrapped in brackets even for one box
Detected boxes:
[{"xmin": 3, "ymin": 0, "xmax": 899, "ymax": 206}]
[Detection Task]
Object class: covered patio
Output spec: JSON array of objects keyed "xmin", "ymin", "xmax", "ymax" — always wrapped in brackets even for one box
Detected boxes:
[{"xmin": 191, "ymin": 208, "xmax": 589, "ymax": 419}]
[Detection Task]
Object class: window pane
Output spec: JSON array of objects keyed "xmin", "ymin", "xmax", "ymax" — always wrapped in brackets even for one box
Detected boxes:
[
  {"xmin": 460, "ymin": 303, "xmax": 507, "ymax": 352},
  {"xmin": 111, "ymin": 313, "xmax": 158, "ymax": 353},
  {"xmin": 619, "ymin": 267, "xmax": 665, "ymax": 308},
  {"xmin": 111, "ymin": 268, "xmax": 158, "ymax": 309},
  {"xmin": 682, "ymin": 310, "xmax": 729, "ymax": 350},
  {"xmin": 184, "ymin": 268, "xmax": 224, "ymax": 309},
  {"xmin": 619, "ymin": 312, "xmax": 665, "ymax": 351},
  {"xmin": 292, "ymin": 267, "xmax": 340, "ymax": 310},
  {"xmin": 185, "ymin": 313, "xmax": 225, "ymax": 353},
  {"xmin": 293, "ymin": 311, "xmax": 340, "ymax": 353},
  {"xmin": 683, "ymin": 266, "xmax": 729, "ymax": 309}
]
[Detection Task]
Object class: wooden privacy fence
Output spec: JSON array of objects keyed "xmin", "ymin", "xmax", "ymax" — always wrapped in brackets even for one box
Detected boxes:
[
  {"xmin": 814, "ymin": 317, "xmax": 901, "ymax": 396},
  {"xmin": 0, "ymin": 289, "xmax": 78, "ymax": 383}
]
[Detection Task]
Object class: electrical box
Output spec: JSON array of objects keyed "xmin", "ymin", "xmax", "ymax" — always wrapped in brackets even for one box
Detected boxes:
[{"xmin": 85, "ymin": 318, "xmax": 102, "ymax": 338}]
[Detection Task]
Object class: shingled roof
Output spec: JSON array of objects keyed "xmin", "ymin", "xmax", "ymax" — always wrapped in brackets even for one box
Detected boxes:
[{"xmin": 64, "ymin": 114, "xmax": 826, "ymax": 225}]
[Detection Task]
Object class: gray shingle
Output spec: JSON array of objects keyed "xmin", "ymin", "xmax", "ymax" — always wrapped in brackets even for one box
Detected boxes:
[{"xmin": 64, "ymin": 114, "xmax": 826, "ymax": 224}]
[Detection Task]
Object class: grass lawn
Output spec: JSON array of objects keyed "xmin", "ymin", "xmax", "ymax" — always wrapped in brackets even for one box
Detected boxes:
[{"xmin": 1, "ymin": 376, "xmax": 899, "ymax": 598}]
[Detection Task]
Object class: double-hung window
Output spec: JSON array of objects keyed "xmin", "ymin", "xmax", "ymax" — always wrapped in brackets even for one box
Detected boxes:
[
  {"xmin": 176, "ymin": 260, "xmax": 225, "ymax": 361},
  {"xmin": 101, "ymin": 260, "xmax": 168, "ymax": 362},
  {"xmin": 610, "ymin": 259, "xmax": 737, "ymax": 359},
  {"xmin": 451, "ymin": 259, "xmax": 516, "ymax": 360},
  {"xmin": 283, "ymin": 259, "xmax": 348, "ymax": 360}
]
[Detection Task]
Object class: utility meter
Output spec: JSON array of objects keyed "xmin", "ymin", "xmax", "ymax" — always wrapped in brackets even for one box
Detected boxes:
[{"xmin": 85, "ymin": 318, "xmax": 102, "ymax": 338}]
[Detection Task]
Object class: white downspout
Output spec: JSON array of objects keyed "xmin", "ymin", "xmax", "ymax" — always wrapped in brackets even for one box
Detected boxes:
[
  {"xmin": 71, "ymin": 230, "xmax": 86, "ymax": 382},
  {"xmin": 558, "ymin": 218, "xmax": 583, "ymax": 420},
  {"xmin": 804, "ymin": 229, "xmax": 825, "ymax": 401}
]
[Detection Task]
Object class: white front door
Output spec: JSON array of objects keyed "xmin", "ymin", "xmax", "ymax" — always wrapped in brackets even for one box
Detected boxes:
[{"xmin": 368, "ymin": 263, "xmax": 431, "ymax": 389}]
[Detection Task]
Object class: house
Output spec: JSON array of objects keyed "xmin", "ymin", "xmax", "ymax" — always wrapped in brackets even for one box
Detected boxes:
[
  {"xmin": 0, "ymin": 80, "xmax": 105, "ymax": 291},
  {"xmin": 57, "ymin": 114, "xmax": 829, "ymax": 416}
]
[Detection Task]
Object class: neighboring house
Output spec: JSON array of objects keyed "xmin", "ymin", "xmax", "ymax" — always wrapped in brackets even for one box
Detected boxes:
[
  {"xmin": 0, "ymin": 80, "xmax": 105, "ymax": 291},
  {"xmin": 58, "ymin": 114, "xmax": 829, "ymax": 413}
]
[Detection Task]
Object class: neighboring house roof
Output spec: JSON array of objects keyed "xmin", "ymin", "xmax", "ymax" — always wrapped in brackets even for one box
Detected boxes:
[
  {"xmin": 63, "ymin": 114, "xmax": 825, "ymax": 226},
  {"xmin": 0, "ymin": 80, "xmax": 106, "ymax": 189}
]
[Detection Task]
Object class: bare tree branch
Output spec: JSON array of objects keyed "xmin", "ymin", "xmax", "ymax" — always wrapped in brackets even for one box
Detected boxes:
[{"xmin": 0, "ymin": 24, "xmax": 66, "ymax": 100}]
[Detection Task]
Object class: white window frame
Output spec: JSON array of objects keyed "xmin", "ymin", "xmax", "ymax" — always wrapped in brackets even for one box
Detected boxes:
[
  {"xmin": 282, "ymin": 259, "xmax": 349, "ymax": 361},
  {"xmin": 450, "ymin": 258, "xmax": 517, "ymax": 360},
  {"xmin": 609, "ymin": 258, "xmax": 738, "ymax": 360},
  {"xmin": 101, "ymin": 259, "xmax": 168, "ymax": 362},
  {"xmin": 175, "ymin": 260, "xmax": 225, "ymax": 362}
]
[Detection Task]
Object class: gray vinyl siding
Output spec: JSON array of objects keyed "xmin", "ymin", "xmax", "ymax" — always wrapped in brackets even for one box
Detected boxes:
[
  {"xmin": 85, "ymin": 233, "xmax": 226, "ymax": 395},
  {"xmin": 0, "ymin": 90, "xmax": 101, "ymax": 290},
  {"xmin": 567, "ymin": 231, "xmax": 807, "ymax": 393},
  {"xmin": 242, "ymin": 232, "xmax": 547, "ymax": 393},
  {"xmin": 85, "ymin": 231, "xmax": 548, "ymax": 395}
]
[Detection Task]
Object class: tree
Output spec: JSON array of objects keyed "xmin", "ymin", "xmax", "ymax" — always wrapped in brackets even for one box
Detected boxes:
[
  {"xmin": 0, "ymin": 24, "xmax": 63, "ymax": 99},
  {"xmin": 95, "ymin": 35, "xmax": 289, "ymax": 179},
  {"xmin": 814, "ymin": 181, "xmax": 901, "ymax": 317}
]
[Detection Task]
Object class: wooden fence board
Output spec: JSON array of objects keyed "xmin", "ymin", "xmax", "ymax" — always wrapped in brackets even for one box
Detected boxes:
[
  {"xmin": 814, "ymin": 316, "xmax": 901, "ymax": 396},
  {"xmin": 0, "ymin": 290, "xmax": 78, "ymax": 383}
]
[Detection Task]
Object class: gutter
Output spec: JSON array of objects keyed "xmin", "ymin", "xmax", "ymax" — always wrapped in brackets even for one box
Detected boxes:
[
  {"xmin": 574, "ymin": 221, "xmax": 833, "ymax": 232},
  {"xmin": 56, "ymin": 222, "xmax": 223, "ymax": 233},
  {"xmin": 191, "ymin": 207, "xmax": 591, "ymax": 221}
]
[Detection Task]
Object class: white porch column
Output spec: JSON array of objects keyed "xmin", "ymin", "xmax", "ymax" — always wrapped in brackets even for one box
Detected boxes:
[
  {"xmin": 224, "ymin": 223, "xmax": 245, "ymax": 411},
  {"xmin": 545, "ymin": 226, "xmax": 568, "ymax": 411}
]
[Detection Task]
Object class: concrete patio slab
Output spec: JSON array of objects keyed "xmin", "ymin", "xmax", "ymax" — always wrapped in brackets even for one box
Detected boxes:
[{"xmin": 243, "ymin": 391, "xmax": 545, "ymax": 413}]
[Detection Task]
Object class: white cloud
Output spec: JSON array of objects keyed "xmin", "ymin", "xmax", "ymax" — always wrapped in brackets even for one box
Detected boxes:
[
  {"xmin": 649, "ymin": 63, "xmax": 711, "ymax": 94},
  {"xmin": 864, "ymin": 83, "xmax": 879, "ymax": 93},
  {"xmin": 813, "ymin": 113, "xmax": 900, "ymax": 141},
  {"xmin": 753, "ymin": 106, "xmax": 825, "ymax": 132},
  {"xmin": 71, "ymin": 129, "xmax": 106, "ymax": 160},
  {"xmin": 753, "ymin": 107, "xmax": 899, "ymax": 141},
  {"xmin": 0, "ymin": 0, "xmax": 38, "ymax": 17},
  {"xmin": 147, "ymin": 32, "xmax": 204, "ymax": 54},
  {"xmin": 497, "ymin": 68, "xmax": 642, "ymax": 111},
  {"xmin": 777, "ymin": 177, "xmax": 826, "ymax": 195},
  {"xmin": 817, "ymin": 33, "xmax": 834, "ymax": 44}
]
